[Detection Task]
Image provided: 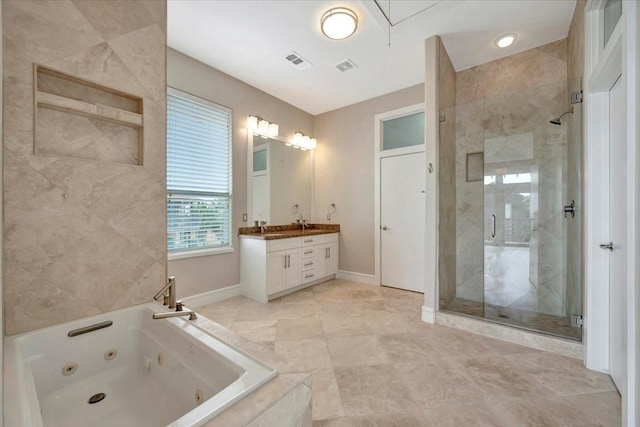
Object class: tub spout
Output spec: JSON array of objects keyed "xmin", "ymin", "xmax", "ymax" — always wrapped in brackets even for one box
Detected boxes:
[
  {"xmin": 152, "ymin": 310, "xmax": 197, "ymax": 321},
  {"xmin": 154, "ymin": 276, "xmax": 176, "ymax": 309}
]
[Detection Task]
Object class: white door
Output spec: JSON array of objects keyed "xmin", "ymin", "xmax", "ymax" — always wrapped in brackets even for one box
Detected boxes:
[
  {"xmin": 608, "ymin": 74, "xmax": 626, "ymax": 393},
  {"xmin": 380, "ymin": 152, "xmax": 426, "ymax": 292}
]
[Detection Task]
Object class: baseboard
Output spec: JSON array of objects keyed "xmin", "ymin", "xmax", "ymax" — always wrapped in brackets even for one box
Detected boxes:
[
  {"xmin": 421, "ymin": 305, "xmax": 436, "ymax": 323},
  {"xmin": 336, "ymin": 270, "xmax": 378, "ymax": 286},
  {"xmin": 181, "ymin": 284, "xmax": 242, "ymax": 308}
]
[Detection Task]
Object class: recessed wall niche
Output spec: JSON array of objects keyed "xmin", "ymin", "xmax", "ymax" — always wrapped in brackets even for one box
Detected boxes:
[
  {"xmin": 466, "ymin": 151, "xmax": 484, "ymax": 182},
  {"xmin": 34, "ymin": 65, "xmax": 144, "ymax": 166}
]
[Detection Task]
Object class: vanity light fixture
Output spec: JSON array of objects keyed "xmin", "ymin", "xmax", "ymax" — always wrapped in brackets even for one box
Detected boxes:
[
  {"xmin": 321, "ymin": 7, "xmax": 358, "ymax": 40},
  {"xmin": 247, "ymin": 115, "xmax": 279, "ymax": 137},
  {"xmin": 494, "ymin": 33, "xmax": 517, "ymax": 48},
  {"xmin": 292, "ymin": 132, "xmax": 317, "ymax": 150}
]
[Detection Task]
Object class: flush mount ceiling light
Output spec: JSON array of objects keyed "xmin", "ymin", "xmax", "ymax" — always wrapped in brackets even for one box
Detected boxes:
[
  {"xmin": 494, "ymin": 33, "xmax": 517, "ymax": 48},
  {"xmin": 321, "ymin": 7, "xmax": 358, "ymax": 40}
]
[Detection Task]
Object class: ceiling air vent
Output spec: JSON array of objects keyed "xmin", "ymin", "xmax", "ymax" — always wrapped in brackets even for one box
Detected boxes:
[
  {"xmin": 335, "ymin": 59, "xmax": 357, "ymax": 72},
  {"xmin": 285, "ymin": 51, "xmax": 312, "ymax": 70}
]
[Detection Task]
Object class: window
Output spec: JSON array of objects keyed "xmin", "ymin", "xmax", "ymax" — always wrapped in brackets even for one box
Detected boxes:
[
  {"xmin": 381, "ymin": 112, "xmax": 424, "ymax": 151},
  {"xmin": 167, "ymin": 88, "xmax": 232, "ymax": 255}
]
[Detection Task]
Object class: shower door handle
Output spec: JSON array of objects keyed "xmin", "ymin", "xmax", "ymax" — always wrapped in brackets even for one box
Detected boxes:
[{"xmin": 491, "ymin": 214, "xmax": 496, "ymax": 238}]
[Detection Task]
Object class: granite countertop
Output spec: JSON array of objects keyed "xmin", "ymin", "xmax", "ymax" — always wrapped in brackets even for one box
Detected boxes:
[{"xmin": 238, "ymin": 223, "xmax": 340, "ymax": 240}]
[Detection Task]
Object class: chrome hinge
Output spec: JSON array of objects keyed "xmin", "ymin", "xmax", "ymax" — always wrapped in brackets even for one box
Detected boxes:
[
  {"xmin": 571, "ymin": 90, "xmax": 583, "ymax": 104},
  {"xmin": 571, "ymin": 314, "xmax": 583, "ymax": 328}
]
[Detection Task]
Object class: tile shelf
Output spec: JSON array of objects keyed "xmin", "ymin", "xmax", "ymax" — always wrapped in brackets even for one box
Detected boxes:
[
  {"xmin": 36, "ymin": 91, "xmax": 143, "ymax": 128},
  {"xmin": 33, "ymin": 65, "xmax": 144, "ymax": 166}
]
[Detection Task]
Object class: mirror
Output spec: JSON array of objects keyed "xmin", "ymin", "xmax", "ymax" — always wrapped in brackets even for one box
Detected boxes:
[{"xmin": 248, "ymin": 134, "xmax": 312, "ymax": 225}]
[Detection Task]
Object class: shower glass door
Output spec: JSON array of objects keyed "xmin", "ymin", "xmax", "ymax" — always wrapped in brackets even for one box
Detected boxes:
[{"xmin": 480, "ymin": 79, "xmax": 582, "ymax": 341}]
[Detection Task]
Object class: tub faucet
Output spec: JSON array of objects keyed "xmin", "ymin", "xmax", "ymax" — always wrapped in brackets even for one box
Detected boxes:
[
  {"xmin": 154, "ymin": 276, "xmax": 176, "ymax": 309},
  {"xmin": 152, "ymin": 310, "xmax": 197, "ymax": 321}
]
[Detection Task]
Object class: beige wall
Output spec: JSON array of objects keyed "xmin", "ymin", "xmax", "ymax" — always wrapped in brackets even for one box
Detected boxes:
[
  {"xmin": 313, "ymin": 85, "xmax": 424, "ymax": 275},
  {"xmin": 3, "ymin": 0, "xmax": 167, "ymax": 335},
  {"xmin": 167, "ymin": 49, "xmax": 314, "ymax": 297}
]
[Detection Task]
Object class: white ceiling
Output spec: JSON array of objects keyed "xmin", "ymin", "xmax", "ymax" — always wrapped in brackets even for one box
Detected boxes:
[{"xmin": 168, "ymin": 0, "xmax": 576, "ymax": 115}]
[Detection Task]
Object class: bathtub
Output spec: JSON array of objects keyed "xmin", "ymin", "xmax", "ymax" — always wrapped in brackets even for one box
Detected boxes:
[{"xmin": 4, "ymin": 302, "xmax": 277, "ymax": 427}]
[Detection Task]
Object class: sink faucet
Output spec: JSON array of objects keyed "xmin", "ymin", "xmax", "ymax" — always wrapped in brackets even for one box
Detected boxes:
[
  {"xmin": 296, "ymin": 216, "xmax": 308, "ymax": 231},
  {"xmin": 259, "ymin": 221, "xmax": 267, "ymax": 234},
  {"xmin": 153, "ymin": 276, "xmax": 176, "ymax": 309}
]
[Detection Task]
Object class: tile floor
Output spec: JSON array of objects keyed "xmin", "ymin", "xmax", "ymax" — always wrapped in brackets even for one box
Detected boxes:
[{"xmin": 196, "ymin": 279, "xmax": 620, "ymax": 426}]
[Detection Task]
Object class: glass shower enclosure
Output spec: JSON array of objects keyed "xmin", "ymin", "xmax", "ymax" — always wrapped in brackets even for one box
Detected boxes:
[{"xmin": 440, "ymin": 77, "xmax": 583, "ymax": 341}]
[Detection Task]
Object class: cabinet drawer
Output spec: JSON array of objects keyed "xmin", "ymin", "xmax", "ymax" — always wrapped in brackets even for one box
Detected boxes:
[
  {"xmin": 301, "ymin": 247, "xmax": 315, "ymax": 259},
  {"xmin": 301, "ymin": 233, "xmax": 338, "ymax": 246},
  {"xmin": 267, "ymin": 237, "xmax": 301, "ymax": 252},
  {"xmin": 301, "ymin": 259, "xmax": 315, "ymax": 271},
  {"xmin": 302, "ymin": 270, "xmax": 317, "ymax": 283}
]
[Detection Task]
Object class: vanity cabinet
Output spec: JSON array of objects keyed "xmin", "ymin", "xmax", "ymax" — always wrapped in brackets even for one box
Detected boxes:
[
  {"xmin": 241, "ymin": 233, "xmax": 339, "ymax": 303},
  {"xmin": 301, "ymin": 234, "xmax": 339, "ymax": 284}
]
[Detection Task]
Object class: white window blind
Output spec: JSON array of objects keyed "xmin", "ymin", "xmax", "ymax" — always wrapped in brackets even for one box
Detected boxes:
[{"xmin": 167, "ymin": 88, "xmax": 232, "ymax": 253}]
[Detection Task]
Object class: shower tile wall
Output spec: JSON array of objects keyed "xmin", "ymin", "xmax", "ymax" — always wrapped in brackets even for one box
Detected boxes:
[
  {"xmin": 454, "ymin": 40, "xmax": 569, "ymax": 315},
  {"xmin": 3, "ymin": 0, "xmax": 167, "ymax": 334},
  {"xmin": 437, "ymin": 37, "xmax": 457, "ymax": 308}
]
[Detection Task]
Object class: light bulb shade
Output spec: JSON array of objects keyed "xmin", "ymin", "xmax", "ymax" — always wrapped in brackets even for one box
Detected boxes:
[
  {"xmin": 291, "ymin": 132, "xmax": 317, "ymax": 150},
  {"xmin": 258, "ymin": 119, "xmax": 269, "ymax": 135},
  {"xmin": 268, "ymin": 123, "xmax": 279, "ymax": 136},
  {"xmin": 247, "ymin": 115, "xmax": 258, "ymax": 130},
  {"xmin": 321, "ymin": 7, "xmax": 358, "ymax": 40}
]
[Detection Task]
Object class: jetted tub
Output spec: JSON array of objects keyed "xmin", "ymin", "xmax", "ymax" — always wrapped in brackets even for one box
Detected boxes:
[{"xmin": 4, "ymin": 302, "xmax": 277, "ymax": 427}]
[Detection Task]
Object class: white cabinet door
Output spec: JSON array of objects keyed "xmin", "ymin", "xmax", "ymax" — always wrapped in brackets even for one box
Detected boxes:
[
  {"xmin": 267, "ymin": 250, "xmax": 288, "ymax": 294},
  {"xmin": 313, "ymin": 241, "xmax": 338, "ymax": 280},
  {"xmin": 267, "ymin": 249, "xmax": 301, "ymax": 294},
  {"xmin": 284, "ymin": 250, "xmax": 301, "ymax": 289},
  {"xmin": 325, "ymin": 242, "xmax": 339, "ymax": 275}
]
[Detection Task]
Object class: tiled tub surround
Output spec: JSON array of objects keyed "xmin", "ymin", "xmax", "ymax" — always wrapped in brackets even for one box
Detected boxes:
[
  {"xmin": 3, "ymin": 0, "xmax": 167, "ymax": 334},
  {"xmin": 196, "ymin": 280, "xmax": 620, "ymax": 426},
  {"xmin": 240, "ymin": 226, "xmax": 340, "ymax": 303}
]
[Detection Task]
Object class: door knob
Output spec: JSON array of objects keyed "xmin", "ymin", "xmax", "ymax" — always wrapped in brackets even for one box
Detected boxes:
[
  {"xmin": 382, "ymin": 226, "xmax": 391, "ymax": 231},
  {"xmin": 599, "ymin": 242, "xmax": 614, "ymax": 251}
]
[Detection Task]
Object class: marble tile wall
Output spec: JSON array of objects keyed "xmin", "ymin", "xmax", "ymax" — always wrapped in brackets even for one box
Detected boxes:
[
  {"xmin": 453, "ymin": 40, "xmax": 571, "ymax": 318},
  {"xmin": 437, "ymin": 38, "xmax": 457, "ymax": 308},
  {"xmin": 3, "ymin": 0, "xmax": 167, "ymax": 335}
]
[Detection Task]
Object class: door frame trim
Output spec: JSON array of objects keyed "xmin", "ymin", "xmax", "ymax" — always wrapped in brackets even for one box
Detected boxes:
[
  {"xmin": 374, "ymin": 103, "xmax": 425, "ymax": 287},
  {"xmin": 584, "ymin": 0, "xmax": 621, "ymax": 374},
  {"xmin": 585, "ymin": 1, "xmax": 639, "ymax": 424}
]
